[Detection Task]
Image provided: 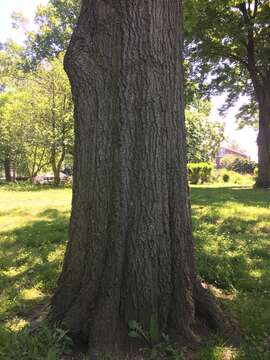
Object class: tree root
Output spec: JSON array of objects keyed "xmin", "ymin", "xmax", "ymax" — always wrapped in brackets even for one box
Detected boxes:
[{"xmin": 193, "ymin": 277, "xmax": 240, "ymax": 342}]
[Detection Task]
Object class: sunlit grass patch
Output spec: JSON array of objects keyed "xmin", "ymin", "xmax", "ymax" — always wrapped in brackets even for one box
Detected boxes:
[
  {"xmin": 194, "ymin": 342, "xmax": 238, "ymax": 360},
  {"xmin": 5, "ymin": 317, "xmax": 29, "ymax": 332}
]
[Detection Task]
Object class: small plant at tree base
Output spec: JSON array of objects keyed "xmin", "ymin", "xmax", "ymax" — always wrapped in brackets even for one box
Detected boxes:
[
  {"xmin": 128, "ymin": 316, "xmax": 159, "ymax": 346},
  {"xmin": 128, "ymin": 320, "xmax": 151, "ymax": 345},
  {"xmin": 128, "ymin": 319, "xmax": 183, "ymax": 359}
]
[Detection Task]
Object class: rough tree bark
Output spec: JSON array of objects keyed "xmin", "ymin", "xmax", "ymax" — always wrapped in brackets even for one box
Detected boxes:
[
  {"xmin": 256, "ymin": 88, "xmax": 270, "ymax": 188},
  {"xmin": 49, "ymin": 0, "xmax": 230, "ymax": 355},
  {"xmin": 248, "ymin": 65, "xmax": 270, "ymax": 189}
]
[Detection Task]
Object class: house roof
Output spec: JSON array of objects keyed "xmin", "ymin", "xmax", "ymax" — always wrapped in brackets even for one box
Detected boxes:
[{"xmin": 220, "ymin": 146, "xmax": 249, "ymax": 157}]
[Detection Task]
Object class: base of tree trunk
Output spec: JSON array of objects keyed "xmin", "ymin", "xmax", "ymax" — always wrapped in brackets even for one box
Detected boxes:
[
  {"xmin": 53, "ymin": 177, "xmax": 61, "ymax": 187},
  {"xmin": 4, "ymin": 158, "xmax": 12, "ymax": 182},
  {"xmin": 254, "ymin": 179, "xmax": 270, "ymax": 189},
  {"xmin": 193, "ymin": 278, "xmax": 237, "ymax": 337},
  {"xmin": 49, "ymin": 277, "xmax": 238, "ymax": 358}
]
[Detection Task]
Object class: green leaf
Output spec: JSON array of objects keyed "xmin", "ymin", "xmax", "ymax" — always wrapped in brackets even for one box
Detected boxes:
[
  {"xmin": 46, "ymin": 348, "xmax": 57, "ymax": 360},
  {"xmin": 128, "ymin": 330, "xmax": 139, "ymax": 339},
  {"xmin": 128, "ymin": 320, "xmax": 140, "ymax": 330}
]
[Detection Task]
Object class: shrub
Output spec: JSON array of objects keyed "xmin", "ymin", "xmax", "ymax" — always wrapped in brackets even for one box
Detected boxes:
[
  {"xmin": 222, "ymin": 174, "xmax": 230, "ymax": 183},
  {"xmin": 231, "ymin": 158, "xmax": 257, "ymax": 174},
  {"xmin": 188, "ymin": 163, "xmax": 213, "ymax": 184},
  {"xmin": 221, "ymin": 155, "xmax": 257, "ymax": 174}
]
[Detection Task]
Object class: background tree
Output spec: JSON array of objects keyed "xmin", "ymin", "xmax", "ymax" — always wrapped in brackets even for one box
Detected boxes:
[
  {"xmin": 0, "ymin": 41, "xmax": 43, "ymax": 181},
  {"xmin": 0, "ymin": 86, "xmax": 50, "ymax": 181},
  {"xmin": 0, "ymin": 46, "xmax": 73, "ymax": 183},
  {"xmin": 0, "ymin": 92, "xmax": 18, "ymax": 181},
  {"xmin": 185, "ymin": 0, "xmax": 270, "ymax": 187},
  {"xmin": 49, "ymin": 0, "xmax": 230, "ymax": 356},
  {"xmin": 0, "ymin": 40, "xmax": 26, "ymax": 88},
  {"xmin": 186, "ymin": 99, "xmax": 225, "ymax": 163},
  {"xmin": 24, "ymin": 0, "xmax": 80, "ymax": 64},
  {"xmin": 33, "ymin": 55, "xmax": 74, "ymax": 185}
]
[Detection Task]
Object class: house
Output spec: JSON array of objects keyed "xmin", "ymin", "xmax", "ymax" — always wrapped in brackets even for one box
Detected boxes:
[{"xmin": 215, "ymin": 146, "xmax": 250, "ymax": 168}]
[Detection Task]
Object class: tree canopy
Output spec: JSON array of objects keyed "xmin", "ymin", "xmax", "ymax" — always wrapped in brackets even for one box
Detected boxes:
[
  {"xmin": 184, "ymin": 0, "xmax": 270, "ymax": 186},
  {"xmin": 0, "ymin": 50, "xmax": 73, "ymax": 183},
  {"xmin": 25, "ymin": 0, "xmax": 79, "ymax": 64},
  {"xmin": 184, "ymin": 0, "xmax": 269, "ymax": 119},
  {"xmin": 186, "ymin": 100, "xmax": 225, "ymax": 163}
]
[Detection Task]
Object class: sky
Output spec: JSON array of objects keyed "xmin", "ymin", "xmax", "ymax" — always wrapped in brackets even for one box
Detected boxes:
[
  {"xmin": 0, "ymin": 0, "xmax": 48, "ymax": 43},
  {"xmin": 0, "ymin": 0, "xmax": 258, "ymax": 160}
]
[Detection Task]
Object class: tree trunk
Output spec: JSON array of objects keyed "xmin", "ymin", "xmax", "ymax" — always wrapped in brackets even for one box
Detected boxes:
[
  {"xmin": 49, "ymin": 0, "xmax": 230, "ymax": 355},
  {"xmin": 4, "ymin": 157, "xmax": 12, "ymax": 182},
  {"xmin": 51, "ymin": 145, "xmax": 66, "ymax": 187},
  {"xmin": 256, "ymin": 93, "xmax": 270, "ymax": 188},
  {"xmin": 53, "ymin": 171, "xmax": 61, "ymax": 187},
  {"xmin": 52, "ymin": 160, "xmax": 61, "ymax": 187}
]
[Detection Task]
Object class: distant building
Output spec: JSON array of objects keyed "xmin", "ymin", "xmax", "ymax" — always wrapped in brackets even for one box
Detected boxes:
[{"xmin": 215, "ymin": 146, "xmax": 250, "ymax": 168}]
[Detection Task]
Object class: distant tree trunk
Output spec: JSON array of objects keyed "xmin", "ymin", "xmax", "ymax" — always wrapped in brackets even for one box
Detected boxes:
[
  {"xmin": 12, "ymin": 163, "xmax": 16, "ymax": 181},
  {"xmin": 50, "ymin": 0, "xmax": 231, "ymax": 355},
  {"xmin": 245, "ymin": 24, "xmax": 270, "ymax": 188},
  {"xmin": 256, "ymin": 91, "xmax": 270, "ymax": 188},
  {"xmin": 53, "ymin": 170, "xmax": 60, "ymax": 187},
  {"xmin": 51, "ymin": 154, "xmax": 61, "ymax": 187},
  {"xmin": 4, "ymin": 157, "xmax": 12, "ymax": 182},
  {"xmin": 51, "ymin": 144, "xmax": 66, "ymax": 187}
]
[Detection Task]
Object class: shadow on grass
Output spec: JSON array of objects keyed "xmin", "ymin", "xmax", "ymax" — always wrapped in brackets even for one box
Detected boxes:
[
  {"xmin": 0, "ymin": 208, "xmax": 69, "ymax": 322},
  {"xmin": 192, "ymin": 186, "xmax": 270, "ymax": 359}
]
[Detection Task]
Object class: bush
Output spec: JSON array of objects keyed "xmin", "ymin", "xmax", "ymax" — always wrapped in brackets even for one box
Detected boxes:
[
  {"xmin": 222, "ymin": 174, "xmax": 230, "ymax": 182},
  {"xmin": 231, "ymin": 158, "xmax": 257, "ymax": 174},
  {"xmin": 188, "ymin": 163, "xmax": 213, "ymax": 184},
  {"xmin": 221, "ymin": 154, "xmax": 257, "ymax": 174}
]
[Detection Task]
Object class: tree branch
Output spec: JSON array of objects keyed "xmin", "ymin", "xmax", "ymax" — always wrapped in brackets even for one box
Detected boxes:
[{"xmin": 252, "ymin": 0, "xmax": 259, "ymax": 18}]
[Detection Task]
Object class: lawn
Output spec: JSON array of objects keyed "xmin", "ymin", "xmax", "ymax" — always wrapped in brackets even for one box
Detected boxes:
[
  {"xmin": 192, "ymin": 186, "xmax": 270, "ymax": 359},
  {"xmin": 0, "ymin": 185, "xmax": 72, "ymax": 359},
  {"xmin": 0, "ymin": 184, "xmax": 270, "ymax": 359}
]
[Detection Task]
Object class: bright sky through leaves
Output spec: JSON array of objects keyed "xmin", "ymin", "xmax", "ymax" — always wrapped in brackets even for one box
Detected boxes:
[{"xmin": 0, "ymin": 0, "xmax": 48, "ymax": 43}]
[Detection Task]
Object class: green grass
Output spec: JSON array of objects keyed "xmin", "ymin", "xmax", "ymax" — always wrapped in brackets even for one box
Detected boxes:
[
  {"xmin": 0, "ymin": 183, "xmax": 270, "ymax": 359},
  {"xmin": 192, "ymin": 185, "xmax": 270, "ymax": 359},
  {"xmin": 0, "ymin": 185, "xmax": 72, "ymax": 359}
]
